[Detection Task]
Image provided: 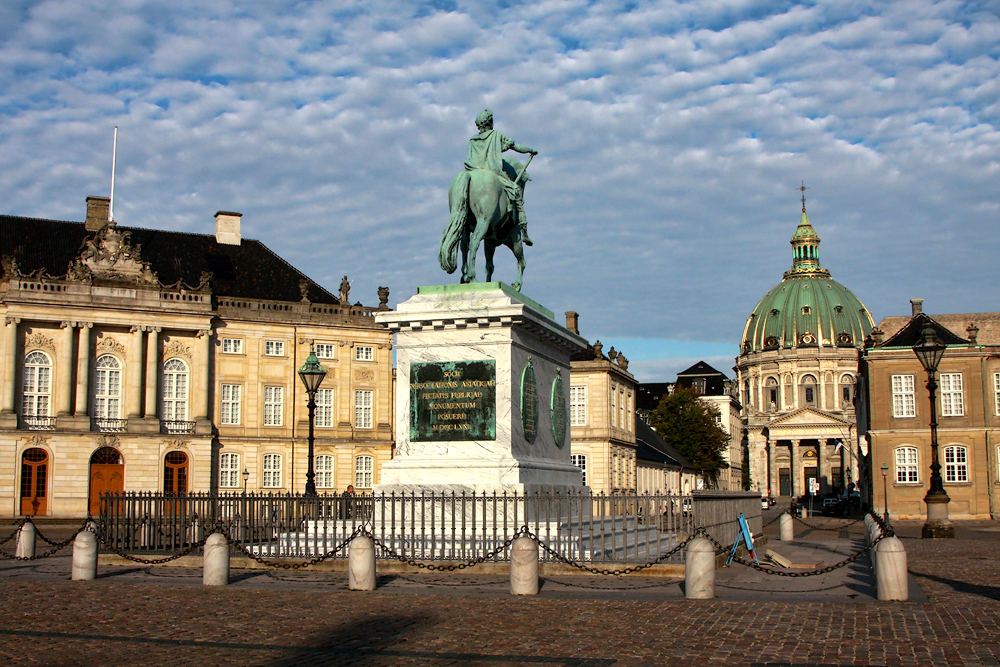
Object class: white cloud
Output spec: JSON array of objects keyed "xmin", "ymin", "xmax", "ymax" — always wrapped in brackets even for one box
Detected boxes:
[{"xmin": 1, "ymin": 0, "xmax": 998, "ymax": 379}]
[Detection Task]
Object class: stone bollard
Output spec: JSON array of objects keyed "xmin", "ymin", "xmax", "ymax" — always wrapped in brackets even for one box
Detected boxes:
[
  {"xmin": 510, "ymin": 536, "xmax": 539, "ymax": 595},
  {"xmin": 779, "ymin": 513, "xmax": 794, "ymax": 542},
  {"xmin": 71, "ymin": 529, "xmax": 98, "ymax": 580},
  {"xmin": 348, "ymin": 535, "xmax": 376, "ymax": 591},
  {"xmin": 202, "ymin": 532, "xmax": 230, "ymax": 586},
  {"xmin": 15, "ymin": 521, "xmax": 36, "ymax": 559},
  {"xmin": 684, "ymin": 537, "xmax": 715, "ymax": 599},
  {"xmin": 875, "ymin": 536, "xmax": 908, "ymax": 601}
]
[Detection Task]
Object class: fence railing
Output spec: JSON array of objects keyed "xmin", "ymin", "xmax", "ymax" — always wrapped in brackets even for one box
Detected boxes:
[{"xmin": 98, "ymin": 490, "xmax": 761, "ymax": 564}]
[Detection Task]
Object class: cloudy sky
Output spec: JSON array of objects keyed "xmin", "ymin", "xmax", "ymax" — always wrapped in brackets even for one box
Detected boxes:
[{"xmin": 3, "ymin": 0, "xmax": 998, "ymax": 381}]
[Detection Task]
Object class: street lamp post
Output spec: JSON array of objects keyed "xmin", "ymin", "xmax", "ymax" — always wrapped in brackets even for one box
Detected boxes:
[
  {"xmin": 298, "ymin": 349, "xmax": 328, "ymax": 496},
  {"xmin": 913, "ymin": 323, "xmax": 954, "ymax": 539},
  {"xmin": 881, "ymin": 462, "xmax": 889, "ymax": 522},
  {"xmin": 242, "ymin": 467, "xmax": 249, "ymax": 494}
]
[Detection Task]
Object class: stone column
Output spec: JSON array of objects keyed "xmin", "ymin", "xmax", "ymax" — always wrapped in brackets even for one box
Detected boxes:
[
  {"xmin": 74, "ymin": 323, "xmax": 92, "ymax": 417},
  {"xmin": 194, "ymin": 329, "xmax": 212, "ymax": 434},
  {"xmin": 766, "ymin": 440, "xmax": 776, "ymax": 498},
  {"xmin": 127, "ymin": 325, "xmax": 143, "ymax": 421},
  {"xmin": 57, "ymin": 322, "xmax": 74, "ymax": 417},
  {"xmin": 790, "ymin": 439, "xmax": 799, "ymax": 497},
  {"xmin": 816, "ymin": 439, "xmax": 823, "ymax": 495},
  {"xmin": 1, "ymin": 317, "xmax": 19, "ymax": 425},
  {"xmin": 144, "ymin": 327, "xmax": 160, "ymax": 419}
]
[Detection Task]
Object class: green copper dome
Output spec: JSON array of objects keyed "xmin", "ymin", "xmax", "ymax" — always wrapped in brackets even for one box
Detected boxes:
[{"xmin": 741, "ymin": 206, "xmax": 874, "ymax": 354}]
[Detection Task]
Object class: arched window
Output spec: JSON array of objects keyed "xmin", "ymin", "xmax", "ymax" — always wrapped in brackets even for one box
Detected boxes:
[
  {"xmin": 162, "ymin": 358, "xmax": 189, "ymax": 422},
  {"xmin": 315, "ymin": 454, "xmax": 334, "ymax": 488},
  {"xmin": 801, "ymin": 375, "xmax": 818, "ymax": 405},
  {"xmin": 895, "ymin": 447, "xmax": 918, "ymax": 483},
  {"xmin": 94, "ymin": 355, "xmax": 122, "ymax": 420},
  {"xmin": 20, "ymin": 448, "xmax": 48, "ymax": 515},
  {"xmin": 22, "ymin": 351, "xmax": 52, "ymax": 423},
  {"xmin": 766, "ymin": 377, "xmax": 779, "ymax": 409},
  {"xmin": 840, "ymin": 375, "xmax": 854, "ymax": 409},
  {"xmin": 164, "ymin": 451, "xmax": 188, "ymax": 494},
  {"xmin": 944, "ymin": 446, "xmax": 968, "ymax": 483},
  {"xmin": 354, "ymin": 455, "xmax": 373, "ymax": 489}
]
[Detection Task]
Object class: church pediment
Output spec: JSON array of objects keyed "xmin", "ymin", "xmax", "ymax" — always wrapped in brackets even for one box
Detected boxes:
[{"xmin": 768, "ymin": 407, "xmax": 850, "ymax": 428}]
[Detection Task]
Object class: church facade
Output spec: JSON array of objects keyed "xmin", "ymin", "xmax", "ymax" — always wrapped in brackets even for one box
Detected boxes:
[
  {"xmin": 3, "ymin": 196, "xmax": 393, "ymax": 518},
  {"xmin": 736, "ymin": 199, "xmax": 874, "ymax": 501}
]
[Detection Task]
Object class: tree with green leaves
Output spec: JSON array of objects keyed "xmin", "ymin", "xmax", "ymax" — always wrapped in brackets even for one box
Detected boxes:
[{"xmin": 649, "ymin": 387, "xmax": 730, "ymax": 485}]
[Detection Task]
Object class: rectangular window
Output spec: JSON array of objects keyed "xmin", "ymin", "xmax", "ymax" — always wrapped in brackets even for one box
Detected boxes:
[
  {"xmin": 570, "ymin": 386, "xmax": 586, "ymax": 426},
  {"xmin": 626, "ymin": 392, "xmax": 632, "ymax": 432},
  {"xmin": 940, "ymin": 373, "xmax": 964, "ymax": 416},
  {"xmin": 895, "ymin": 447, "xmax": 918, "ymax": 483},
  {"xmin": 355, "ymin": 455, "xmax": 373, "ymax": 488},
  {"xmin": 315, "ymin": 343, "xmax": 335, "ymax": 359},
  {"xmin": 315, "ymin": 454, "xmax": 334, "ymax": 488},
  {"xmin": 891, "ymin": 375, "xmax": 915, "ymax": 418},
  {"xmin": 316, "ymin": 388, "xmax": 334, "ymax": 428},
  {"xmin": 610, "ymin": 385, "xmax": 617, "ymax": 428},
  {"xmin": 262, "ymin": 453, "xmax": 282, "ymax": 488},
  {"xmin": 994, "ymin": 373, "xmax": 1000, "ymax": 416},
  {"xmin": 619, "ymin": 389, "xmax": 625, "ymax": 429},
  {"xmin": 220, "ymin": 452, "xmax": 240, "ymax": 488},
  {"xmin": 355, "ymin": 390, "xmax": 373, "ymax": 429},
  {"xmin": 221, "ymin": 384, "xmax": 241, "ymax": 425},
  {"xmin": 263, "ymin": 386, "xmax": 284, "ymax": 426},
  {"xmin": 355, "ymin": 345, "xmax": 374, "ymax": 361},
  {"xmin": 264, "ymin": 340, "xmax": 285, "ymax": 356},
  {"xmin": 945, "ymin": 446, "xmax": 968, "ymax": 483},
  {"xmin": 570, "ymin": 454, "xmax": 587, "ymax": 485},
  {"xmin": 221, "ymin": 338, "xmax": 244, "ymax": 354}
]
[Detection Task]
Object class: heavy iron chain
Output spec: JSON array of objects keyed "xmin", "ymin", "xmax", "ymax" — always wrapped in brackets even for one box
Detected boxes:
[
  {"xmin": 761, "ymin": 510, "xmax": 787, "ymax": 529},
  {"xmin": 0, "ymin": 521, "xmax": 27, "ymax": 547},
  {"xmin": 0, "ymin": 520, "xmax": 94, "ymax": 561},
  {"xmin": 368, "ymin": 525, "xmax": 526, "ymax": 572},
  {"xmin": 97, "ymin": 535, "xmax": 209, "ymax": 565},
  {"xmin": 226, "ymin": 524, "xmax": 364, "ymax": 570},
  {"xmin": 33, "ymin": 518, "xmax": 93, "ymax": 547},
  {"xmin": 523, "ymin": 526, "xmax": 695, "ymax": 576}
]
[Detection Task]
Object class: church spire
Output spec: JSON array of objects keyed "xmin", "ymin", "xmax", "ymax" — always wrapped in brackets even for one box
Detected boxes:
[{"xmin": 784, "ymin": 183, "xmax": 830, "ymax": 278}]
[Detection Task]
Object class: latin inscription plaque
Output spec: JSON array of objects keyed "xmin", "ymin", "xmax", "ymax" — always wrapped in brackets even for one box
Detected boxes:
[{"xmin": 410, "ymin": 360, "xmax": 496, "ymax": 441}]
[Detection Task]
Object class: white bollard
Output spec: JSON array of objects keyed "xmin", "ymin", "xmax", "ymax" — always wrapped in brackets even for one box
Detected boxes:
[
  {"xmin": 202, "ymin": 532, "xmax": 230, "ymax": 586},
  {"xmin": 779, "ymin": 513, "xmax": 794, "ymax": 542},
  {"xmin": 71, "ymin": 529, "xmax": 98, "ymax": 580},
  {"xmin": 15, "ymin": 522, "xmax": 36, "ymax": 559},
  {"xmin": 510, "ymin": 536, "xmax": 539, "ymax": 595},
  {"xmin": 684, "ymin": 537, "xmax": 715, "ymax": 599},
  {"xmin": 875, "ymin": 536, "xmax": 908, "ymax": 601},
  {"xmin": 348, "ymin": 535, "xmax": 376, "ymax": 591}
]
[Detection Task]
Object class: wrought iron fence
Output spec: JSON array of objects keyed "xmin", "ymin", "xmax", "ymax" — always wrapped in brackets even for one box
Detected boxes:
[{"xmin": 98, "ymin": 490, "xmax": 761, "ymax": 564}]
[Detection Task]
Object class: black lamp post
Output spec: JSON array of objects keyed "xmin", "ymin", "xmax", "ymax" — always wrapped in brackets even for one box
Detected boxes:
[
  {"xmin": 242, "ymin": 467, "xmax": 249, "ymax": 494},
  {"xmin": 881, "ymin": 462, "xmax": 889, "ymax": 522},
  {"xmin": 298, "ymin": 349, "xmax": 328, "ymax": 496},
  {"xmin": 913, "ymin": 323, "xmax": 954, "ymax": 538}
]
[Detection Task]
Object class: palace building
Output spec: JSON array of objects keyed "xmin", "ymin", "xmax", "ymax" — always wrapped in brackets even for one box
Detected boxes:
[
  {"xmin": 2, "ymin": 196, "xmax": 393, "ymax": 518},
  {"xmin": 736, "ymin": 197, "xmax": 874, "ymax": 501}
]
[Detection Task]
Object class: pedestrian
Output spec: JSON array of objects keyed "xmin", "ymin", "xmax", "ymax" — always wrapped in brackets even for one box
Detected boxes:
[{"xmin": 340, "ymin": 484, "xmax": 355, "ymax": 520}]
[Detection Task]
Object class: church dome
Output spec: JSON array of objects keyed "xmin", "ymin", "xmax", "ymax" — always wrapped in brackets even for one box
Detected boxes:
[{"xmin": 741, "ymin": 205, "xmax": 874, "ymax": 354}]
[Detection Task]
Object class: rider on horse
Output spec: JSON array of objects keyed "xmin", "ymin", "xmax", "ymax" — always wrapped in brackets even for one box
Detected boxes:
[{"xmin": 464, "ymin": 109, "xmax": 538, "ymax": 246}]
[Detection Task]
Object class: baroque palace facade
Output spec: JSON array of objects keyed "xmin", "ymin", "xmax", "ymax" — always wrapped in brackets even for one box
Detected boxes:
[
  {"xmin": 3, "ymin": 196, "xmax": 393, "ymax": 518},
  {"xmin": 737, "ymin": 199, "xmax": 874, "ymax": 501}
]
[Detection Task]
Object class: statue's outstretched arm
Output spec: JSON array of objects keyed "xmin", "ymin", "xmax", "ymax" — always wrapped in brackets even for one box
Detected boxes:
[{"xmin": 512, "ymin": 143, "xmax": 538, "ymax": 155}]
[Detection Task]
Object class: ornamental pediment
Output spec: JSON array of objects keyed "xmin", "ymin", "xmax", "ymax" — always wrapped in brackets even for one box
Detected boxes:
[
  {"xmin": 768, "ymin": 407, "xmax": 850, "ymax": 428},
  {"xmin": 66, "ymin": 222, "xmax": 159, "ymax": 286}
]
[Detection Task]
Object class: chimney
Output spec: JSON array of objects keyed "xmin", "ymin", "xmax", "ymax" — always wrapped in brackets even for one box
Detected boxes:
[
  {"xmin": 215, "ymin": 211, "xmax": 242, "ymax": 245},
  {"xmin": 85, "ymin": 196, "xmax": 110, "ymax": 231},
  {"xmin": 565, "ymin": 311, "xmax": 579, "ymax": 334},
  {"xmin": 910, "ymin": 298, "xmax": 923, "ymax": 317}
]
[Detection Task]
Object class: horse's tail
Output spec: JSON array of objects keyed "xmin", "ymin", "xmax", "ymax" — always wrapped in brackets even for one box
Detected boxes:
[{"xmin": 439, "ymin": 172, "xmax": 470, "ymax": 274}]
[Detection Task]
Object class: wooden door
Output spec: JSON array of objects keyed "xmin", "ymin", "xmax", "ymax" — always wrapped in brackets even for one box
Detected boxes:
[
  {"xmin": 89, "ymin": 448, "xmax": 124, "ymax": 516},
  {"xmin": 164, "ymin": 451, "xmax": 188, "ymax": 494},
  {"xmin": 20, "ymin": 448, "xmax": 48, "ymax": 516}
]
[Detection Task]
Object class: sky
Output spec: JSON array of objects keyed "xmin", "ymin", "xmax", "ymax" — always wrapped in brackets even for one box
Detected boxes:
[{"xmin": 2, "ymin": 0, "xmax": 998, "ymax": 382}]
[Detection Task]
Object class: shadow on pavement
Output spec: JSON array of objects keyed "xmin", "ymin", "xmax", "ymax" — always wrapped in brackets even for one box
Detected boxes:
[{"xmin": 910, "ymin": 569, "xmax": 1000, "ymax": 601}]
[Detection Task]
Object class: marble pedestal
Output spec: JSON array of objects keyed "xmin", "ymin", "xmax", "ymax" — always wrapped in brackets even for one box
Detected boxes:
[{"xmin": 374, "ymin": 283, "xmax": 589, "ymax": 496}]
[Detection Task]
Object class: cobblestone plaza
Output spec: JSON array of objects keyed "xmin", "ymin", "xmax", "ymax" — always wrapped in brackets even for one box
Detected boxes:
[{"xmin": 2, "ymin": 514, "xmax": 999, "ymax": 666}]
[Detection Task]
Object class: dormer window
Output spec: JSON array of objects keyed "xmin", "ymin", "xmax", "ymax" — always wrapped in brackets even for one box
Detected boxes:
[
  {"xmin": 771, "ymin": 309, "xmax": 779, "ymax": 317},
  {"xmin": 834, "ymin": 305, "xmax": 843, "ymax": 314},
  {"xmin": 802, "ymin": 306, "xmax": 811, "ymax": 315}
]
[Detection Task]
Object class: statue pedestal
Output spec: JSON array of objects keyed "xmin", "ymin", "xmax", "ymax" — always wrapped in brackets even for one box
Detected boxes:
[{"xmin": 374, "ymin": 283, "xmax": 588, "ymax": 495}]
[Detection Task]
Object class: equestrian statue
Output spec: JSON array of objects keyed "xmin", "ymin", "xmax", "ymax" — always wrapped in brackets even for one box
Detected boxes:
[{"xmin": 438, "ymin": 109, "xmax": 537, "ymax": 291}]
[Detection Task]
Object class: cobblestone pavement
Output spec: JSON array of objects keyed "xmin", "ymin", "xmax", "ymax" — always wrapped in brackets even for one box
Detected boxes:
[{"xmin": 1, "ymin": 516, "xmax": 999, "ymax": 666}]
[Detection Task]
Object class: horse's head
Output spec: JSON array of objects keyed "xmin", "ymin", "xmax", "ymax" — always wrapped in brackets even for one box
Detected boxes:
[{"xmin": 502, "ymin": 158, "xmax": 530, "ymax": 188}]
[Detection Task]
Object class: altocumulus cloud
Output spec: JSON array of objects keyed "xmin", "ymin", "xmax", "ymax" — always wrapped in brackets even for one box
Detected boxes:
[{"xmin": 2, "ymin": 0, "xmax": 998, "ymax": 381}]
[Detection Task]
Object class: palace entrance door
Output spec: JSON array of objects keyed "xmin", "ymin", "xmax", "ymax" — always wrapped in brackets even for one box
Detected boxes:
[
  {"xmin": 20, "ymin": 448, "xmax": 48, "ymax": 516},
  {"xmin": 89, "ymin": 448, "xmax": 125, "ymax": 516}
]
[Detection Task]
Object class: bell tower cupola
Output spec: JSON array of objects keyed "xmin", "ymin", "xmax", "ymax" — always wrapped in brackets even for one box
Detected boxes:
[{"xmin": 784, "ymin": 183, "xmax": 830, "ymax": 279}]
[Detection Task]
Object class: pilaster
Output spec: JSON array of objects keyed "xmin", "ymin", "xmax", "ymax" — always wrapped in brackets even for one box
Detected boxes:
[
  {"xmin": 57, "ymin": 322, "xmax": 74, "ymax": 417},
  {"xmin": 194, "ymin": 328, "xmax": 212, "ymax": 435},
  {"xmin": 0, "ymin": 317, "xmax": 19, "ymax": 427}
]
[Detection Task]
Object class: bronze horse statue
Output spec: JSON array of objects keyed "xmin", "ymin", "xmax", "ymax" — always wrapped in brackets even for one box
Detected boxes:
[{"xmin": 438, "ymin": 158, "xmax": 529, "ymax": 291}]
